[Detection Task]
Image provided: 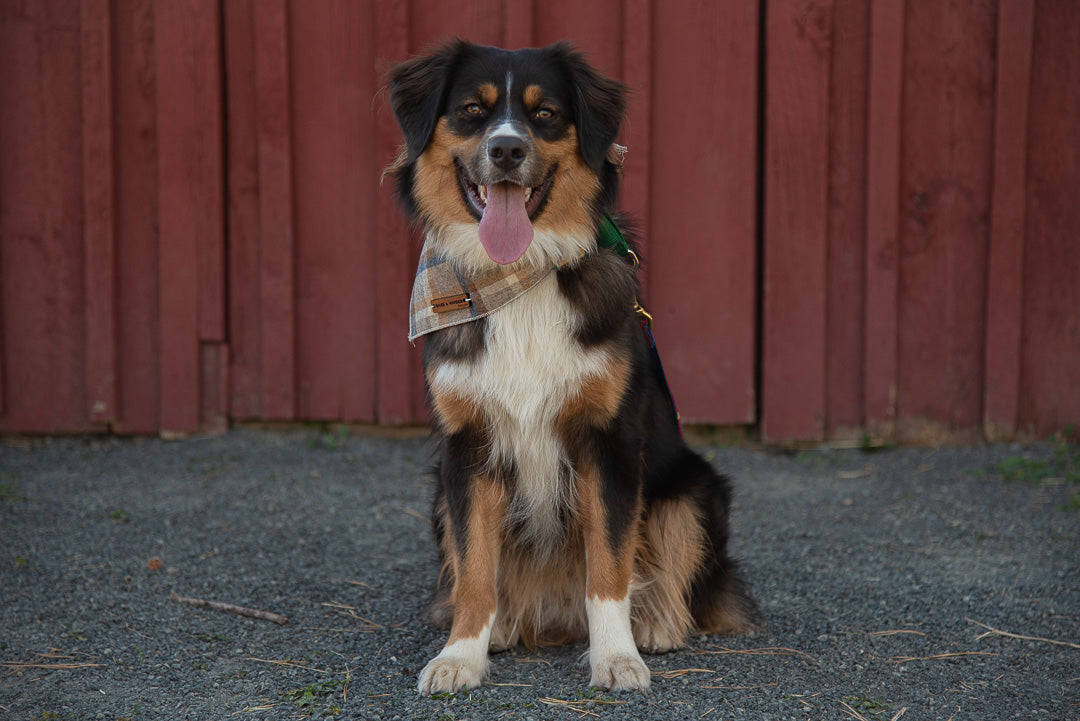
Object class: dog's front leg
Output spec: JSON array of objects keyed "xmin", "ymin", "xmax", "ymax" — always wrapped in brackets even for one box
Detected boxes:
[
  {"xmin": 418, "ymin": 475, "xmax": 505, "ymax": 695},
  {"xmin": 579, "ymin": 462, "xmax": 651, "ymax": 692}
]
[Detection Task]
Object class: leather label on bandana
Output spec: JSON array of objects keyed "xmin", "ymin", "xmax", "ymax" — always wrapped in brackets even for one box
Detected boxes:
[{"xmin": 430, "ymin": 293, "xmax": 471, "ymax": 313}]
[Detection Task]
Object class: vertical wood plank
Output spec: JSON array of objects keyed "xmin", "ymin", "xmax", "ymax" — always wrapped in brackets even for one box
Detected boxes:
[
  {"xmin": 824, "ymin": 0, "xmax": 869, "ymax": 437},
  {"xmin": 0, "ymin": 0, "xmax": 87, "ymax": 431},
  {"xmin": 761, "ymin": 0, "xmax": 833, "ymax": 441},
  {"xmin": 155, "ymin": 2, "xmax": 200, "ymax": 434},
  {"xmin": 502, "ymin": 0, "xmax": 534, "ymax": 48},
  {"xmin": 290, "ymin": 1, "xmax": 377, "ymax": 421},
  {"xmin": 533, "ymin": 0, "xmax": 623, "ymax": 74},
  {"xmin": 200, "ymin": 341, "xmax": 228, "ymax": 431},
  {"xmin": 112, "ymin": 0, "xmax": 161, "ymax": 434},
  {"xmin": 254, "ymin": 0, "xmax": 296, "ymax": 419},
  {"xmin": 43, "ymin": 0, "xmax": 88, "ymax": 431},
  {"xmin": 895, "ymin": 1, "xmax": 995, "ymax": 437},
  {"xmin": 409, "ymin": 0, "xmax": 503, "ymax": 49},
  {"xmin": 82, "ymin": 0, "xmax": 118, "ymax": 426},
  {"xmin": 223, "ymin": 0, "xmax": 261, "ymax": 418},
  {"xmin": 374, "ymin": 0, "xmax": 418, "ymax": 424},
  {"xmin": 863, "ymin": 0, "xmax": 904, "ymax": 434},
  {"xmin": 0, "ymin": 5, "xmax": 39, "ymax": 426},
  {"xmin": 649, "ymin": 0, "xmax": 759, "ymax": 425},
  {"xmin": 1017, "ymin": 1, "xmax": 1080, "ymax": 435},
  {"xmin": 154, "ymin": 0, "xmax": 225, "ymax": 433},
  {"xmin": 984, "ymin": 0, "xmax": 1034, "ymax": 440}
]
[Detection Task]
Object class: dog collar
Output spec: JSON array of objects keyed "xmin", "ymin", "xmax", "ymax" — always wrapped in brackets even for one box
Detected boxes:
[{"xmin": 596, "ymin": 214, "xmax": 631, "ymax": 260}]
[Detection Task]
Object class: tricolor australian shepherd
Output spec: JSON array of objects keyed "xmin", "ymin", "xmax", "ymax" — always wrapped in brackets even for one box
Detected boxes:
[{"xmin": 387, "ymin": 40, "xmax": 758, "ymax": 695}]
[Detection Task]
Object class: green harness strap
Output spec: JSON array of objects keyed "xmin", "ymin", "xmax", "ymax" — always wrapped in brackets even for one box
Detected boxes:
[{"xmin": 595, "ymin": 213, "xmax": 682, "ymax": 434}]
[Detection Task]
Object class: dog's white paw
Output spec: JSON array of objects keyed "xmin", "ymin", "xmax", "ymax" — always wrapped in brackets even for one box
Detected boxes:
[
  {"xmin": 417, "ymin": 653, "xmax": 487, "ymax": 696},
  {"xmin": 589, "ymin": 652, "xmax": 651, "ymax": 692}
]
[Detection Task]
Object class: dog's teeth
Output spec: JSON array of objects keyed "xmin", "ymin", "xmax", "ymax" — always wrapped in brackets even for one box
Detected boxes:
[
  {"xmin": 479, "ymin": 185, "xmax": 488, "ymax": 203},
  {"xmin": 524, "ymin": 188, "xmax": 532, "ymax": 202}
]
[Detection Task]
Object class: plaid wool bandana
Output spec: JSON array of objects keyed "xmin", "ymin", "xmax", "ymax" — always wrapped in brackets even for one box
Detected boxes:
[{"xmin": 408, "ymin": 238, "xmax": 561, "ymax": 342}]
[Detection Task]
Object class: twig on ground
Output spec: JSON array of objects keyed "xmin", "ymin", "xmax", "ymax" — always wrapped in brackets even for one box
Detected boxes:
[
  {"xmin": 698, "ymin": 645, "xmax": 818, "ymax": 663},
  {"xmin": 513, "ymin": 657, "xmax": 554, "ymax": 667},
  {"xmin": 890, "ymin": 651, "xmax": 997, "ymax": 662},
  {"xmin": 538, "ymin": 696, "xmax": 627, "ymax": 718},
  {"xmin": 1, "ymin": 650, "xmax": 105, "ymax": 674},
  {"xmin": 230, "ymin": 702, "xmax": 279, "ymax": 715},
  {"xmin": 967, "ymin": 618, "xmax": 1080, "ymax": 650},
  {"xmin": 330, "ymin": 650, "xmax": 355, "ymax": 703},
  {"xmin": 247, "ymin": 657, "xmax": 333, "ymax": 674},
  {"xmin": 656, "ymin": 667, "xmax": 715, "ymax": 679},
  {"xmin": 402, "ymin": 507, "xmax": 427, "ymax": 523},
  {"xmin": 839, "ymin": 700, "xmax": 870, "ymax": 721},
  {"xmin": 170, "ymin": 593, "xmax": 288, "ymax": 625},
  {"xmin": 1, "ymin": 661, "xmax": 104, "ymax": 671}
]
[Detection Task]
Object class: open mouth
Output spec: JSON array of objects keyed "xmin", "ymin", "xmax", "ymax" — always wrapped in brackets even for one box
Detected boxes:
[
  {"xmin": 455, "ymin": 161, "xmax": 555, "ymax": 265},
  {"xmin": 456, "ymin": 161, "xmax": 555, "ymax": 221}
]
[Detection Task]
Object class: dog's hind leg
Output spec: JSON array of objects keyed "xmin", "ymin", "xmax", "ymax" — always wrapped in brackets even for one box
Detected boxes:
[
  {"xmin": 631, "ymin": 498, "xmax": 706, "ymax": 652},
  {"xmin": 689, "ymin": 471, "xmax": 761, "ymax": 636}
]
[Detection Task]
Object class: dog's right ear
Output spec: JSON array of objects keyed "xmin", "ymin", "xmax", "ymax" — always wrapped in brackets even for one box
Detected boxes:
[{"xmin": 388, "ymin": 39, "xmax": 472, "ymax": 162}]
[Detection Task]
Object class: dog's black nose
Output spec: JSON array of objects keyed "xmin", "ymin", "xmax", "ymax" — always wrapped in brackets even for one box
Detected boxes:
[{"xmin": 487, "ymin": 135, "xmax": 527, "ymax": 170}]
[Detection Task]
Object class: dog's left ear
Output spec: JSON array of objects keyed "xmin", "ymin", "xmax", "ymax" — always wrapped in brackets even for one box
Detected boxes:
[
  {"xmin": 548, "ymin": 43, "xmax": 627, "ymax": 172},
  {"xmin": 388, "ymin": 39, "xmax": 474, "ymax": 162}
]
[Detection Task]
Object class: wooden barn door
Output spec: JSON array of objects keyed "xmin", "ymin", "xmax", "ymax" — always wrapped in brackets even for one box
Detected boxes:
[{"xmin": 221, "ymin": 0, "xmax": 762, "ymax": 428}]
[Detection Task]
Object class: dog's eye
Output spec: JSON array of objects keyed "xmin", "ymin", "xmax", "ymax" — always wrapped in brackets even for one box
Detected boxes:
[
  {"xmin": 462, "ymin": 102, "xmax": 484, "ymax": 116},
  {"xmin": 534, "ymin": 107, "xmax": 556, "ymax": 121}
]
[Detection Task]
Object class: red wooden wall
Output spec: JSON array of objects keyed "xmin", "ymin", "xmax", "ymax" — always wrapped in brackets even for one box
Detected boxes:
[
  {"xmin": 761, "ymin": 0, "xmax": 1080, "ymax": 442},
  {"xmin": 0, "ymin": 0, "xmax": 1077, "ymax": 441}
]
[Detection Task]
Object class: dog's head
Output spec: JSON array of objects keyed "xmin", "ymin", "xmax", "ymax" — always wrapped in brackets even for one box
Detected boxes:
[{"xmin": 387, "ymin": 40, "xmax": 626, "ymax": 271}]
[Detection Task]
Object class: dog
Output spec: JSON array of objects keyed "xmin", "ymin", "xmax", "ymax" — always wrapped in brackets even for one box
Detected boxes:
[{"xmin": 386, "ymin": 39, "xmax": 759, "ymax": 695}]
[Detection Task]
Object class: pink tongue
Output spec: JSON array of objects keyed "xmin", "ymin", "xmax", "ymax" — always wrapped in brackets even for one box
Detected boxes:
[{"xmin": 478, "ymin": 182, "xmax": 533, "ymax": 265}]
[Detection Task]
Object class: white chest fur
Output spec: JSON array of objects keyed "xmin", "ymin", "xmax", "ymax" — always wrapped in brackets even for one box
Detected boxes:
[{"xmin": 430, "ymin": 271, "xmax": 609, "ymax": 545}]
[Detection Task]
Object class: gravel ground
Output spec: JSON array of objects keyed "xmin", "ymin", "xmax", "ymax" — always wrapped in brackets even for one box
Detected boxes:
[{"xmin": 1, "ymin": 428, "xmax": 1078, "ymax": 720}]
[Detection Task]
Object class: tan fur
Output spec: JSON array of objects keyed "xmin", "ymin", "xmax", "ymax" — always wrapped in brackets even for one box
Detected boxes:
[
  {"xmin": 477, "ymin": 83, "xmax": 499, "ymax": 107},
  {"xmin": 530, "ymin": 128, "xmax": 603, "ymax": 238},
  {"xmin": 695, "ymin": 586, "xmax": 759, "ymax": 637},
  {"xmin": 523, "ymin": 84, "xmax": 545, "ymax": 109},
  {"xmin": 428, "ymin": 387, "xmax": 485, "ymax": 435},
  {"xmin": 555, "ymin": 357, "xmax": 630, "ymax": 433},
  {"xmin": 444, "ymin": 478, "xmax": 506, "ymax": 644},
  {"xmin": 413, "ymin": 119, "xmax": 481, "ymax": 227},
  {"xmin": 578, "ymin": 463, "xmax": 640, "ymax": 602},
  {"xmin": 632, "ymin": 500, "xmax": 707, "ymax": 651},
  {"xmin": 491, "ymin": 539, "xmax": 589, "ymax": 649}
]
